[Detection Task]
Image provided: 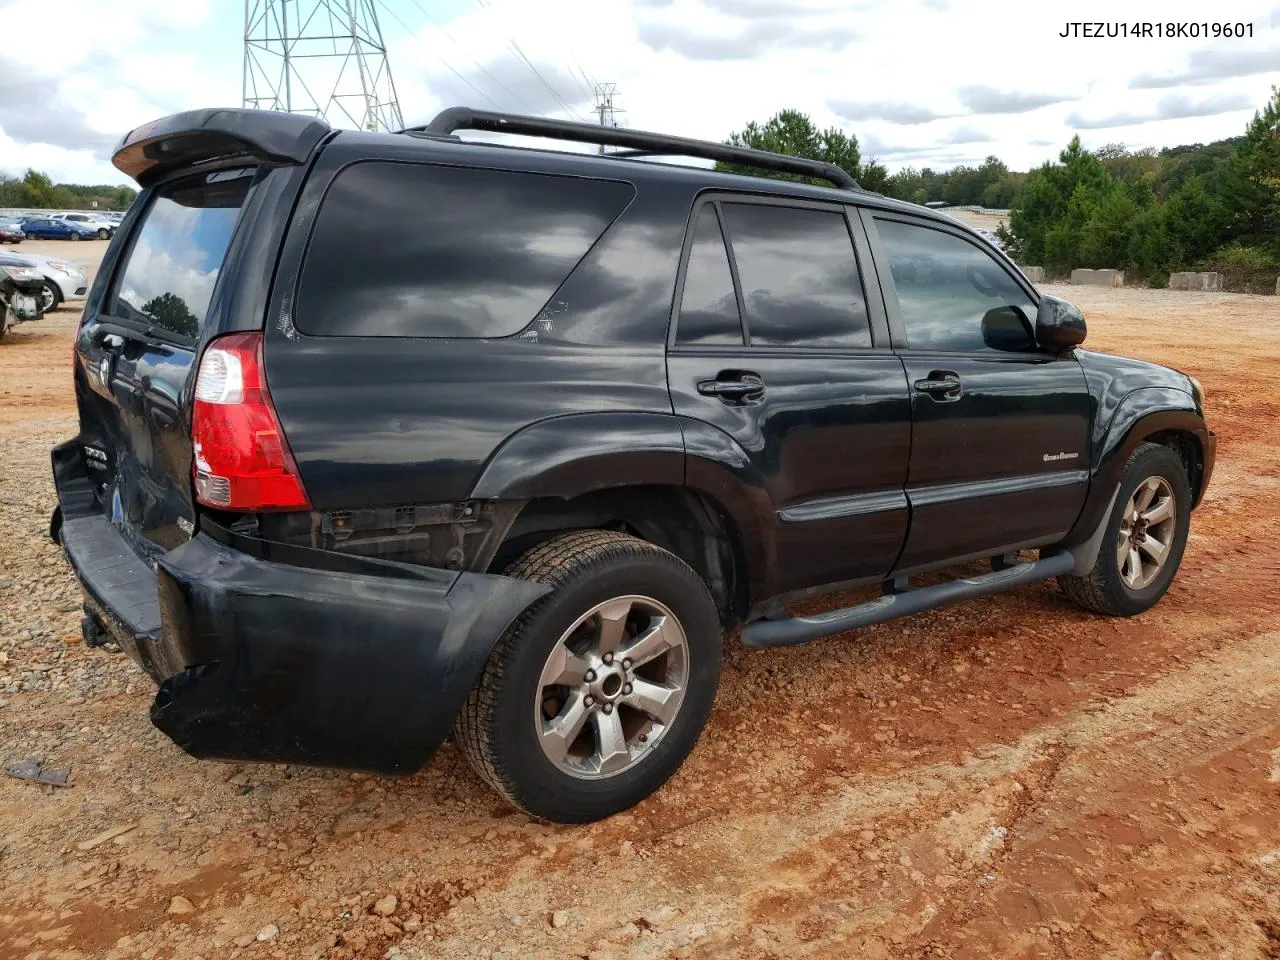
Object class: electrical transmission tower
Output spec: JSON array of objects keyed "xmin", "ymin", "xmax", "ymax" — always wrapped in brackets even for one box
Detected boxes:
[
  {"xmin": 592, "ymin": 82, "xmax": 622, "ymax": 154},
  {"xmin": 243, "ymin": 0, "xmax": 404, "ymax": 132}
]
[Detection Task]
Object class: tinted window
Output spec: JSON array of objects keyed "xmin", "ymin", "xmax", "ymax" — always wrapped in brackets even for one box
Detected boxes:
[
  {"xmin": 298, "ymin": 162, "xmax": 634, "ymax": 338},
  {"xmin": 721, "ymin": 203, "xmax": 870, "ymax": 349},
  {"xmin": 111, "ymin": 169, "xmax": 251, "ymax": 339},
  {"xmin": 876, "ymin": 219, "xmax": 1037, "ymax": 352},
  {"xmin": 676, "ymin": 206, "xmax": 742, "ymax": 346}
]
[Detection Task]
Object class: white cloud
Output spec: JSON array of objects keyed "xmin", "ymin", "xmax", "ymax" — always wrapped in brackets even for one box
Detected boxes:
[{"xmin": 1, "ymin": 0, "xmax": 1276, "ymax": 185}]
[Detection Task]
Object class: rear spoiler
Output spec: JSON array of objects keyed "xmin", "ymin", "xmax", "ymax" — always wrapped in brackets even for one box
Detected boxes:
[{"xmin": 113, "ymin": 108, "xmax": 331, "ymax": 187}]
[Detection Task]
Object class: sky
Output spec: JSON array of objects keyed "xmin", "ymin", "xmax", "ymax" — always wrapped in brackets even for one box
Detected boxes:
[{"xmin": 0, "ymin": 0, "xmax": 1277, "ymax": 187}]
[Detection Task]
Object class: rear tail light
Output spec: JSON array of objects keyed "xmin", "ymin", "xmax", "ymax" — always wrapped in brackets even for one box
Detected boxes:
[{"xmin": 191, "ymin": 332, "xmax": 310, "ymax": 511}]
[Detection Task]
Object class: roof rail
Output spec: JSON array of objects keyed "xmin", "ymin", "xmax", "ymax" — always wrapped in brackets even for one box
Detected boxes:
[{"xmin": 403, "ymin": 107, "xmax": 861, "ymax": 191}]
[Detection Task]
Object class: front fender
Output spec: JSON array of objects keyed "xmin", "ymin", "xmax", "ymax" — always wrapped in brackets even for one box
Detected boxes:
[{"xmin": 1063, "ymin": 386, "xmax": 1208, "ymax": 546}]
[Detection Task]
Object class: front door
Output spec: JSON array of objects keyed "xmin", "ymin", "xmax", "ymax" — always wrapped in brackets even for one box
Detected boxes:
[
  {"xmin": 863, "ymin": 212, "xmax": 1092, "ymax": 572},
  {"xmin": 667, "ymin": 197, "xmax": 912, "ymax": 597}
]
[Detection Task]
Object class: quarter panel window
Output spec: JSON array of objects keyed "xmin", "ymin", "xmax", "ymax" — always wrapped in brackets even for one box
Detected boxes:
[
  {"xmin": 876, "ymin": 218, "xmax": 1037, "ymax": 352},
  {"xmin": 111, "ymin": 169, "xmax": 252, "ymax": 339},
  {"xmin": 721, "ymin": 203, "xmax": 870, "ymax": 349},
  {"xmin": 298, "ymin": 162, "xmax": 634, "ymax": 338},
  {"xmin": 676, "ymin": 206, "xmax": 742, "ymax": 346}
]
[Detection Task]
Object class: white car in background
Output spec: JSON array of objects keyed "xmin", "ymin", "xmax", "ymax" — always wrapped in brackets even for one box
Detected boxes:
[
  {"xmin": 17, "ymin": 252, "xmax": 89, "ymax": 312},
  {"xmin": 50, "ymin": 212, "xmax": 116, "ymax": 240},
  {"xmin": 972, "ymin": 227, "xmax": 1007, "ymax": 253}
]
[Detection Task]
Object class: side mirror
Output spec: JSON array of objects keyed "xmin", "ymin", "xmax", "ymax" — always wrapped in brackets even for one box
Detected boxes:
[
  {"xmin": 981, "ymin": 306, "xmax": 1037, "ymax": 352},
  {"xmin": 1035, "ymin": 295, "xmax": 1087, "ymax": 351}
]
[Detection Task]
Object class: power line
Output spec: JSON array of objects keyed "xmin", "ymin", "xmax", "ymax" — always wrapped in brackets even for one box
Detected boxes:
[
  {"xmin": 397, "ymin": 0, "xmax": 539, "ymax": 113},
  {"xmin": 472, "ymin": 0, "xmax": 592, "ymax": 120},
  {"xmin": 373, "ymin": 0, "xmax": 501, "ymax": 111}
]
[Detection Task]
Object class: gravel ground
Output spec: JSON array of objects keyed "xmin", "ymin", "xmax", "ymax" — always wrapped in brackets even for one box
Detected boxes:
[{"xmin": 1, "ymin": 248, "xmax": 1278, "ymax": 960}]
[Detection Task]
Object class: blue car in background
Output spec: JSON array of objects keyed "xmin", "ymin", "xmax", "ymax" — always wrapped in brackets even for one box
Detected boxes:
[{"xmin": 19, "ymin": 217, "xmax": 99, "ymax": 241}]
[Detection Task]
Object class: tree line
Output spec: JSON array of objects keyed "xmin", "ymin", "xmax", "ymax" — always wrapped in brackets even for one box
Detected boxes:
[
  {"xmin": 0, "ymin": 169, "xmax": 137, "ymax": 212},
  {"xmin": 720, "ymin": 86, "xmax": 1280, "ymax": 291}
]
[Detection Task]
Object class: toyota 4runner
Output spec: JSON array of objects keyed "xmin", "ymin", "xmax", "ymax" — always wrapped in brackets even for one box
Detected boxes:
[{"xmin": 52, "ymin": 107, "xmax": 1215, "ymax": 823}]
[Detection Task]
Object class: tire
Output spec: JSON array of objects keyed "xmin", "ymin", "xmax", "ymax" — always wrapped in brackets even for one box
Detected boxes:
[
  {"xmin": 96, "ymin": 228, "xmax": 109, "ymax": 240},
  {"xmin": 68, "ymin": 232, "xmax": 81, "ymax": 241},
  {"xmin": 1059, "ymin": 442, "xmax": 1191, "ymax": 616},
  {"xmin": 38, "ymin": 282, "xmax": 59, "ymax": 313},
  {"xmin": 454, "ymin": 529, "xmax": 722, "ymax": 823}
]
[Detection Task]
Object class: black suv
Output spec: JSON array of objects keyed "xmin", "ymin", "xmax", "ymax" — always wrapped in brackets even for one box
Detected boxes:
[{"xmin": 52, "ymin": 107, "xmax": 1215, "ymax": 823}]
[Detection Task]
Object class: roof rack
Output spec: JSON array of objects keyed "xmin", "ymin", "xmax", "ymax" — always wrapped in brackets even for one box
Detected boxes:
[{"xmin": 403, "ymin": 107, "xmax": 861, "ymax": 192}]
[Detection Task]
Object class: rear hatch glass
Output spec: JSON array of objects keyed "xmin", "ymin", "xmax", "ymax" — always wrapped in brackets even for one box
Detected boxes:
[{"xmin": 76, "ymin": 168, "xmax": 253, "ymax": 553}]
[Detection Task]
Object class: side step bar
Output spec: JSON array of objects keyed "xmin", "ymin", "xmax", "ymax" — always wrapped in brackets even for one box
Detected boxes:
[{"xmin": 740, "ymin": 551, "xmax": 1077, "ymax": 649}]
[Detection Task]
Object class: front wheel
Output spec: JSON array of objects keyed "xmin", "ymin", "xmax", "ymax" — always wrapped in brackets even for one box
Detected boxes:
[
  {"xmin": 38, "ymin": 282, "xmax": 59, "ymax": 313},
  {"xmin": 96, "ymin": 228, "xmax": 109, "ymax": 240},
  {"xmin": 454, "ymin": 530, "xmax": 722, "ymax": 823},
  {"xmin": 1059, "ymin": 442, "xmax": 1191, "ymax": 616},
  {"xmin": 68, "ymin": 232, "xmax": 81, "ymax": 241}
]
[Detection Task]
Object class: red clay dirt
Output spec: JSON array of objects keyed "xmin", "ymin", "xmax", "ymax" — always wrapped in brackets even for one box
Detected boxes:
[{"xmin": 1, "ymin": 267, "xmax": 1277, "ymax": 960}]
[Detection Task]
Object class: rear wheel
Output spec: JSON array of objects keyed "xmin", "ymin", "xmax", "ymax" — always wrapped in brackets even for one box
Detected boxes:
[
  {"xmin": 1059, "ymin": 442, "xmax": 1190, "ymax": 616},
  {"xmin": 454, "ymin": 530, "xmax": 722, "ymax": 822},
  {"xmin": 68, "ymin": 232, "xmax": 81, "ymax": 242},
  {"xmin": 96, "ymin": 228, "xmax": 109, "ymax": 240}
]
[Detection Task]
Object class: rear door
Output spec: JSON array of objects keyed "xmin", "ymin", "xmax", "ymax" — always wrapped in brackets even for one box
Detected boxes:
[
  {"xmin": 75, "ymin": 168, "xmax": 255, "ymax": 553},
  {"xmin": 667, "ymin": 196, "xmax": 912, "ymax": 597},
  {"xmin": 861, "ymin": 211, "xmax": 1092, "ymax": 571}
]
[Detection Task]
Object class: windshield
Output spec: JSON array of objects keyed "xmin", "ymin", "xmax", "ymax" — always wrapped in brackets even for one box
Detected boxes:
[{"xmin": 110, "ymin": 169, "xmax": 252, "ymax": 339}]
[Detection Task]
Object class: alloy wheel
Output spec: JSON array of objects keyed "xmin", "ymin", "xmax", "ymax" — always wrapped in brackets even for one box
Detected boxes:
[
  {"xmin": 534, "ymin": 595, "xmax": 689, "ymax": 779},
  {"xmin": 1116, "ymin": 476, "xmax": 1176, "ymax": 590}
]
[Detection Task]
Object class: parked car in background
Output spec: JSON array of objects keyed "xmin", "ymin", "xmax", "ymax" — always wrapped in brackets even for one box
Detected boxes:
[
  {"xmin": 18, "ymin": 252, "xmax": 88, "ymax": 312},
  {"xmin": 973, "ymin": 227, "xmax": 1007, "ymax": 252},
  {"xmin": 19, "ymin": 217, "xmax": 99, "ymax": 241},
  {"xmin": 0, "ymin": 220, "xmax": 25, "ymax": 243},
  {"xmin": 51, "ymin": 212, "xmax": 116, "ymax": 239}
]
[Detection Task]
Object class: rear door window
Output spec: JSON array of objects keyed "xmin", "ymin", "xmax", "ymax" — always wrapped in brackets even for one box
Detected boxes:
[
  {"xmin": 297, "ymin": 162, "xmax": 634, "ymax": 338},
  {"xmin": 721, "ymin": 202, "xmax": 871, "ymax": 349},
  {"xmin": 675, "ymin": 206, "xmax": 744, "ymax": 346},
  {"xmin": 111, "ymin": 169, "xmax": 252, "ymax": 339}
]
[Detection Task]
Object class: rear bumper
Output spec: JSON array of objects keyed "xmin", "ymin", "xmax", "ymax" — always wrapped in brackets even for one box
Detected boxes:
[{"xmin": 51, "ymin": 440, "xmax": 548, "ymax": 774}]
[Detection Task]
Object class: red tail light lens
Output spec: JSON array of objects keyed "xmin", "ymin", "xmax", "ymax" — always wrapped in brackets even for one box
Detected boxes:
[{"xmin": 191, "ymin": 332, "xmax": 310, "ymax": 511}]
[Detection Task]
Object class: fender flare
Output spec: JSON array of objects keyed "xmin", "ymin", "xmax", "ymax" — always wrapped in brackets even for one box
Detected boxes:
[
  {"xmin": 1063, "ymin": 387, "xmax": 1207, "ymax": 546},
  {"xmin": 469, "ymin": 411, "xmax": 685, "ymax": 500},
  {"xmin": 470, "ymin": 412, "xmax": 777, "ymax": 606}
]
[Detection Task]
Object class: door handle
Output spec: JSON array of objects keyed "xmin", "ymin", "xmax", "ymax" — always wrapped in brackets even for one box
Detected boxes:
[
  {"xmin": 913, "ymin": 371, "xmax": 962, "ymax": 401},
  {"xmin": 697, "ymin": 373, "xmax": 765, "ymax": 404}
]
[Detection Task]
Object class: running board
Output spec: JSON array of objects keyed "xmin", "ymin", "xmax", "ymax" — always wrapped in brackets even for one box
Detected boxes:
[{"xmin": 739, "ymin": 551, "xmax": 1077, "ymax": 649}]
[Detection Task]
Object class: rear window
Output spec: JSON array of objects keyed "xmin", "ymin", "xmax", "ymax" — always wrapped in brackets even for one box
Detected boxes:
[
  {"xmin": 111, "ymin": 169, "xmax": 252, "ymax": 339},
  {"xmin": 296, "ymin": 162, "xmax": 634, "ymax": 338}
]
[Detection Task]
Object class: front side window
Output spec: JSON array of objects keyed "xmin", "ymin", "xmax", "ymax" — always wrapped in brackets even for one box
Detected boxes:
[
  {"xmin": 876, "ymin": 218, "xmax": 1037, "ymax": 353},
  {"xmin": 111, "ymin": 169, "xmax": 252, "ymax": 339},
  {"xmin": 298, "ymin": 162, "xmax": 634, "ymax": 338},
  {"xmin": 721, "ymin": 203, "xmax": 871, "ymax": 349},
  {"xmin": 676, "ymin": 206, "xmax": 743, "ymax": 346}
]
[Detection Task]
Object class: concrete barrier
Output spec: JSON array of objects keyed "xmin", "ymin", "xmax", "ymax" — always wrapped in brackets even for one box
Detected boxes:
[
  {"xmin": 1169, "ymin": 272, "xmax": 1222, "ymax": 292},
  {"xmin": 1021, "ymin": 266, "xmax": 1045, "ymax": 283},
  {"xmin": 1070, "ymin": 268, "xmax": 1124, "ymax": 287}
]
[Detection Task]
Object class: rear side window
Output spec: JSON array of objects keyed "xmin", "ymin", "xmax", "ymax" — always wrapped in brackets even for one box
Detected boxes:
[
  {"xmin": 721, "ymin": 203, "xmax": 870, "ymax": 349},
  {"xmin": 298, "ymin": 162, "xmax": 634, "ymax": 338},
  {"xmin": 676, "ymin": 207, "xmax": 743, "ymax": 346},
  {"xmin": 111, "ymin": 169, "xmax": 252, "ymax": 339}
]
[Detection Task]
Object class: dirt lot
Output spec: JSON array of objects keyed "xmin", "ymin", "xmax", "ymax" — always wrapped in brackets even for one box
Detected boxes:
[{"xmin": 1, "ymin": 245, "xmax": 1278, "ymax": 960}]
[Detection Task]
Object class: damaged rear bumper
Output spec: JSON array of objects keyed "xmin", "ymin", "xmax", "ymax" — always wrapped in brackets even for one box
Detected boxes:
[{"xmin": 52, "ymin": 444, "xmax": 548, "ymax": 774}]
